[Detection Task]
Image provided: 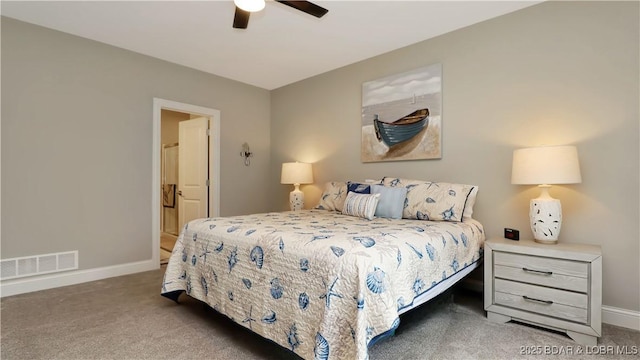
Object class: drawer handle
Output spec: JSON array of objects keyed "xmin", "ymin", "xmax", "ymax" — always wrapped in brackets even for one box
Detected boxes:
[
  {"xmin": 522, "ymin": 295, "xmax": 553, "ymax": 305},
  {"xmin": 522, "ymin": 267, "xmax": 553, "ymax": 276}
]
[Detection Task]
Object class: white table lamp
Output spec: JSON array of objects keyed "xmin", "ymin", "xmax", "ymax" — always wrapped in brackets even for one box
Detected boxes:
[
  {"xmin": 281, "ymin": 162, "xmax": 313, "ymax": 211},
  {"xmin": 511, "ymin": 145, "xmax": 582, "ymax": 244}
]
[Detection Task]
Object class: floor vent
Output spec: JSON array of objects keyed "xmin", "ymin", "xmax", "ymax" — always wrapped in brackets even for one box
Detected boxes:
[{"xmin": 1, "ymin": 251, "xmax": 78, "ymax": 280}]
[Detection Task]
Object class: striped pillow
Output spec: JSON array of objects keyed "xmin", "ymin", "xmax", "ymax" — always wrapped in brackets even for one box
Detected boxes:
[{"xmin": 342, "ymin": 192, "xmax": 380, "ymax": 220}]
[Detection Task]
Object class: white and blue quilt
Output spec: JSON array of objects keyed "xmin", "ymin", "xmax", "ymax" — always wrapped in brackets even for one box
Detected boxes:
[{"xmin": 161, "ymin": 210, "xmax": 484, "ymax": 360}]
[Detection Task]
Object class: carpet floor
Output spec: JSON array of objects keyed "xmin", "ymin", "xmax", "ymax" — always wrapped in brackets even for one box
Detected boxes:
[{"xmin": 1, "ymin": 267, "xmax": 638, "ymax": 360}]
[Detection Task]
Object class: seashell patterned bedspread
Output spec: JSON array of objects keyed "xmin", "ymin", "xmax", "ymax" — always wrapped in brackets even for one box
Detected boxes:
[{"xmin": 161, "ymin": 210, "xmax": 484, "ymax": 360}]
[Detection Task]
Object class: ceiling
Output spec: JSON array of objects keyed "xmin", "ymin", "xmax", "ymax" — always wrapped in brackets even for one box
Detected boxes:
[{"xmin": 1, "ymin": 1, "xmax": 541, "ymax": 90}]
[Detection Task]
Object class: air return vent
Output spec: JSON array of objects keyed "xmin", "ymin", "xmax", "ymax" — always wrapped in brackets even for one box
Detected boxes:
[{"xmin": 0, "ymin": 251, "xmax": 78, "ymax": 280}]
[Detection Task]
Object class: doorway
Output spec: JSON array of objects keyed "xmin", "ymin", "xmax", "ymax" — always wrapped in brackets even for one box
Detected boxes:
[
  {"xmin": 161, "ymin": 141, "xmax": 179, "ymax": 264},
  {"xmin": 153, "ymin": 98, "xmax": 220, "ymax": 267},
  {"xmin": 161, "ymin": 142, "xmax": 179, "ymax": 236}
]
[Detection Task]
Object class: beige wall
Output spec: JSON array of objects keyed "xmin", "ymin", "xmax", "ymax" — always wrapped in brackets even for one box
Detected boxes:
[
  {"xmin": 271, "ymin": 1, "xmax": 639, "ymax": 311},
  {"xmin": 1, "ymin": 17, "xmax": 272, "ymax": 269}
]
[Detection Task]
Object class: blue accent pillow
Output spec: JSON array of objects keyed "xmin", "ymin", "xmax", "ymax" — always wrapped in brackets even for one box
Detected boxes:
[
  {"xmin": 371, "ymin": 184, "xmax": 407, "ymax": 219},
  {"xmin": 347, "ymin": 181, "xmax": 371, "ymax": 194}
]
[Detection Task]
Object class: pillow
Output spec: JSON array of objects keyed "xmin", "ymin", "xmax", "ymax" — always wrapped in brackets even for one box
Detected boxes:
[
  {"xmin": 462, "ymin": 186, "xmax": 479, "ymax": 220},
  {"xmin": 382, "ymin": 177, "xmax": 476, "ymax": 222},
  {"xmin": 315, "ymin": 181, "xmax": 348, "ymax": 211},
  {"xmin": 342, "ymin": 192, "xmax": 380, "ymax": 220},
  {"xmin": 347, "ymin": 181, "xmax": 371, "ymax": 194},
  {"xmin": 370, "ymin": 184, "xmax": 407, "ymax": 219}
]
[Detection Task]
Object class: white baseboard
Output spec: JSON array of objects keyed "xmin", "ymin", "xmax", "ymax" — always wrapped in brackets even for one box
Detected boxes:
[
  {"xmin": 0, "ymin": 259, "xmax": 159, "ymax": 298},
  {"xmin": 602, "ymin": 305, "xmax": 640, "ymax": 331}
]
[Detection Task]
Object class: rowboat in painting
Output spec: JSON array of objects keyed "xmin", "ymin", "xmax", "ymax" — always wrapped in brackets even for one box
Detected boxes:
[{"xmin": 374, "ymin": 108, "xmax": 429, "ymax": 147}]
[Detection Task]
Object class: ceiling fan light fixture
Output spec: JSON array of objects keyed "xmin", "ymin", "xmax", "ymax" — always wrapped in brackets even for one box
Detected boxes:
[{"xmin": 234, "ymin": 0, "xmax": 265, "ymax": 12}]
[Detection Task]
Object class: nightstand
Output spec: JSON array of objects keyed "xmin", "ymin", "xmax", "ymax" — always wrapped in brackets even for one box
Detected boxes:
[{"xmin": 484, "ymin": 238, "xmax": 602, "ymax": 345}]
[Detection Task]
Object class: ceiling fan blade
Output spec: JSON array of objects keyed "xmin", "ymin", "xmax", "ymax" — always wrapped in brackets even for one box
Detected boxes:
[
  {"xmin": 276, "ymin": 1, "xmax": 328, "ymax": 18},
  {"xmin": 233, "ymin": 7, "xmax": 250, "ymax": 29}
]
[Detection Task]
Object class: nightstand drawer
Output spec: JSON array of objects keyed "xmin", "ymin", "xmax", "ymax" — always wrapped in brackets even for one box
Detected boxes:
[
  {"xmin": 494, "ymin": 279, "xmax": 588, "ymax": 324},
  {"xmin": 494, "ymin": 252, "xmax": 588, "ymax": 292}
]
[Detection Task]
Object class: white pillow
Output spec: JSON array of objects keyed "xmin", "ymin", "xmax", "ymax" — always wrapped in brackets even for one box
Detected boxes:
[
  {"xmin": 382, "ymin": 177, "xmax": 477, "ymax": 221},
  {"xmin": 342, "ymin": 192, "xmax": 380, "ymax": 220},
  {"xmin": 462, "ymin": 186, "xmax": 479, "ymax": 220},
  {"xmin": 315, "ymin": 182, "xmax": 348, "ymax": 211}
]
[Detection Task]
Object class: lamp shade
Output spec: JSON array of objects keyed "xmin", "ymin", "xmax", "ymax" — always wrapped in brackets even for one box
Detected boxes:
[
  {"xmin": 511, "ymin": 145, "xmax": 582, "ymax": 185},
  {"xmin": 281, "ymin": 162, "xmax": 313, "ymax": 185}
]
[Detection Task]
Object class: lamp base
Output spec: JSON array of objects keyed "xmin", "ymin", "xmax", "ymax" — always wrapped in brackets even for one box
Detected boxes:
[
  {"xmin": 289, "ymin": 184, "xmax": 304, "ymax": 211},
  {"xmin": 530, "ymin": 196, "xmax": 562, "ymax": 244},
  {"xmin": 534, "ymin": 238, "xmax": 559, "ymax": 245}
]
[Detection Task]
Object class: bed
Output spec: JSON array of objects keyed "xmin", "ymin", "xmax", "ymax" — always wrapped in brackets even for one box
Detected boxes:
[{"xmin": 161, "ymin": 179, "xmax": 484, "ymax": 360}]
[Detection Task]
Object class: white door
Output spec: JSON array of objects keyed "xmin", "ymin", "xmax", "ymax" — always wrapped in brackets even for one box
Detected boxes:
[{"xmin": 178, "ymin": 117, "xmax": 209, "ymax": 230}]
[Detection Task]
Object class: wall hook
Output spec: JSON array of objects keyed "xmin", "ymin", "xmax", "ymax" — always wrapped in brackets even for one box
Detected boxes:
[{"xmin": 240, "ymin": 142, "xmax": 253, "ymax": 166}]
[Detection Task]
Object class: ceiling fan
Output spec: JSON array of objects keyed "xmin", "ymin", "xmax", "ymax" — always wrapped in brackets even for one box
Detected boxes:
[{"xmin": 233, "ymin": 0, "xmax": 328, "ymax": 29}]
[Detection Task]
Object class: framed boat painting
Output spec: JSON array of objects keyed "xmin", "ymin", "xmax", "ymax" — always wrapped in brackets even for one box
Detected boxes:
[{"xmin": 361, "ymin": 63, "xmax": 442, "ymax": 162}]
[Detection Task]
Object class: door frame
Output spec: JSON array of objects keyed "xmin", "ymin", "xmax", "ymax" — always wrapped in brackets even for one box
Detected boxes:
[{"xmin": 152, "ymin": 98, "xmax": 220, "ymax": 266}]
